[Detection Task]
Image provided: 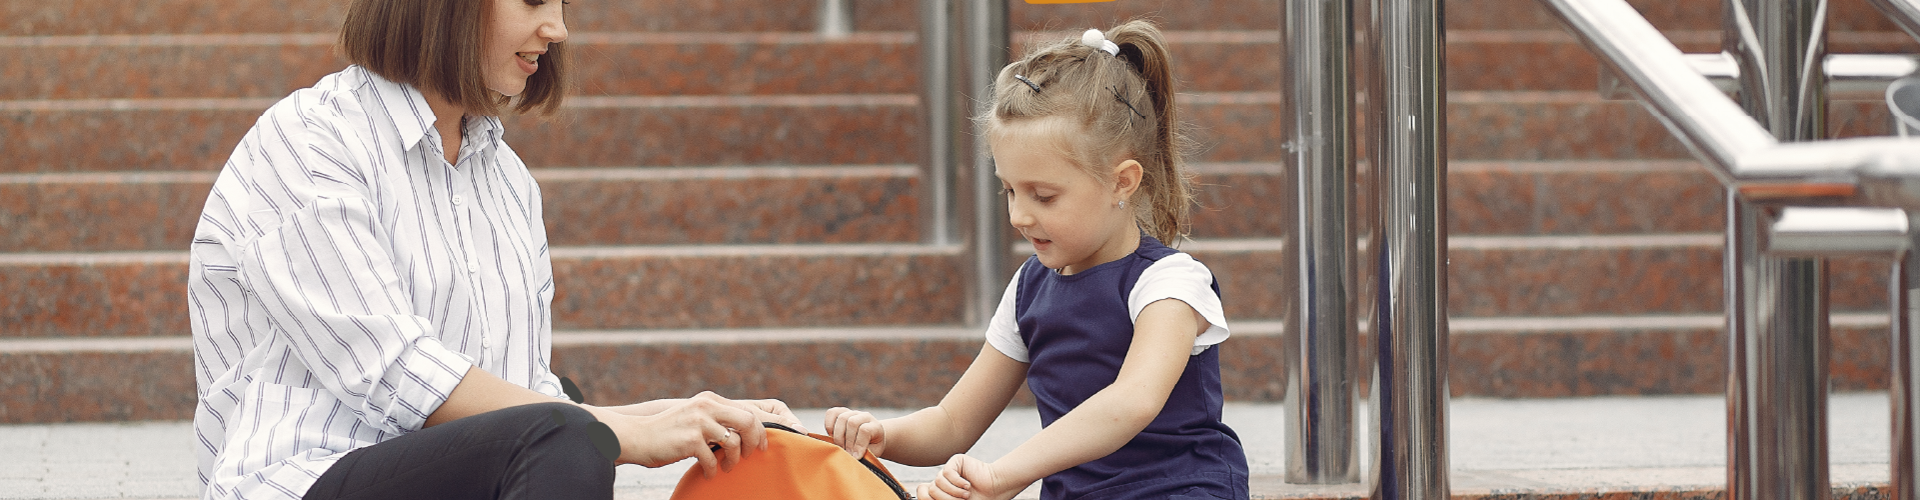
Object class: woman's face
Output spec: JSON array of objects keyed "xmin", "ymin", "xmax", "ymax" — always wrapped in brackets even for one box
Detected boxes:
[{"xmin": 484, "ymin": 0, "xmax": 569, "ymax": 97}]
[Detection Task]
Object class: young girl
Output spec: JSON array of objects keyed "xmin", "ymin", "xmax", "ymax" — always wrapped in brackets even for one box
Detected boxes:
[{"xmin": 825, "ymin": 20, "xmax": 1249, "ymax": 500}]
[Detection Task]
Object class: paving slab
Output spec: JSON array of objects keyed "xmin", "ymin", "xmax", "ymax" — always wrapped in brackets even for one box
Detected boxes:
[{"xmin": 0, "ymin": 394, "xmax": 1892, "ymax": 499}]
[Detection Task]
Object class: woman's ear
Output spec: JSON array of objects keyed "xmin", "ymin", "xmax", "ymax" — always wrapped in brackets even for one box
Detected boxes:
[{"xmin": 1112, "ymin": 159, "xmax": 1143, "ymax": 200}]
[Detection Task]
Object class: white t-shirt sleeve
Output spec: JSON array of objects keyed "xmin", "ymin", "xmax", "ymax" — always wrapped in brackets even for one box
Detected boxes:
[
  {"xmin": 983, "ymin": 267, "xmax": 1030, "ymax": 363},
  {"xmin": 1129, "ymin": 253, "xmax": 1231, "ymax": 355}
]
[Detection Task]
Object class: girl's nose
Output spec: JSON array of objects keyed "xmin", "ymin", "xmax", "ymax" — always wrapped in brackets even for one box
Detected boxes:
[{"xmin": 1007, "ymin": 201, "xmax": 1034, "ymax": 229}]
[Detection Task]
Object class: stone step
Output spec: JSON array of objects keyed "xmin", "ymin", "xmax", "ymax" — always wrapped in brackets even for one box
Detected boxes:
[
  {"xmin": 0, "ymin": 160, "xmax": 1724, "ymax": 253},
  {"xmin": 0, "ymin": 34, "xmax": 924, "ymax": 101},
  {"xmin": 1451, "ymin": 0, "xmax": 1910, "ymax": 32},
  {"xmin": 0, "ymin": 238, "xmax": 1894, "ymax": 338},
  {"xmin": 0, "ymin": 93, "xmax": 1895, "ymax": 173},
  {"xmin": 10, "ymin": 29, "xmax": 1916, "ymax": 102},
  {"xmin": 0, "ymin": 317, "xmax": 1890, "ymax": 423},
  {"xmin": 10, "ymin": 0, "xmax": 1910, "ymax": 37},
  {"xmin": 0, "ymin": 166, "xmax": 928, "ymax": 253}
]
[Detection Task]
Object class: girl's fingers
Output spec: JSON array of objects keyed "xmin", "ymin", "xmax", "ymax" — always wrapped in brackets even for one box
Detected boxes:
[
  {"xmin": 935, "ymin": 458, "xmax": 972, "ymax": 499},
  {"xmin": 945, "ymin": 455, "xmax": 976, "ymax": 489},
  {"xmin": 850, "ymin": 421, "xmax": 881, "ymax": 457}
]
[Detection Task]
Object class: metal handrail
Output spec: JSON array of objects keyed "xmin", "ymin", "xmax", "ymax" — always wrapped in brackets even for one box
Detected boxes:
[
  {"xmin": 1542, "ymin": 2, "xmax": 1920, "ymax": 500},
  {"xmin": 1598, "ymin": 53, "xmax": 1920, "ymax": 100},
  {"xmin": 1871, "ymin": 0, "xmax": 1920, "ymax": 42},
  {"xmin": 1543, "ymin": 0, "xmax": 1920, "ymax": 208}
]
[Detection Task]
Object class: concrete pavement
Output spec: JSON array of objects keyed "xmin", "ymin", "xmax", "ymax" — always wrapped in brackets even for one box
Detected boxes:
[{"xmin": 0, "ymin": 393, "xmax": 1894, "ymax": 499}]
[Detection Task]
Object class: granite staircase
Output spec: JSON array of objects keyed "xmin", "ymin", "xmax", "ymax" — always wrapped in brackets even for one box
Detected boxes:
[{"xmin": 0, "ymin": 0, "xmax": 1911, "ymax": 425}]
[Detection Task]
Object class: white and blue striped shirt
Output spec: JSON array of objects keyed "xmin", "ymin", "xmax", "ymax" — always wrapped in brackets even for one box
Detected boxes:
[{"xmin": 188, "ymin": 66, "xmax": 566, "ymax": 500}]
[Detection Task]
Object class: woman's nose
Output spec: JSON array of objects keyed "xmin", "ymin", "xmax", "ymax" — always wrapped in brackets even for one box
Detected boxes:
[{"xmin": 541, "ymin": 14, "xmax": 569, "ymax": 43}]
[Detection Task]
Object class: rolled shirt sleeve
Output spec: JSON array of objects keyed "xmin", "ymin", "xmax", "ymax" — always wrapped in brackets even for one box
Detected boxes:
[{"xmin": 239, "ymin": 193, "xmax": 472, "ymax": 434}]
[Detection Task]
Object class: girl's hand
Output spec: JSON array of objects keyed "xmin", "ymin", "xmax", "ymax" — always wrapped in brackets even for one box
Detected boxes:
[
  {"xmin": 824, "ymin": 407, "xmax": 887, "ymax": 458},
  {"xmin": 922, "ymin": 454, "xmax": 1021, "ymax": 500},
  {"xmin": 598, "ymin": 392, "xmax": 768, "ymax": 477}
]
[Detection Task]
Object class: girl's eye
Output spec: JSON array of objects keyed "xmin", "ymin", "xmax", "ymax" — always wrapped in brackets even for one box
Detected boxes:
[
  {"xmin": 1001, "ymin": 188, "xmax": 1015, "ymax": 197},
  {"xmin": 1034, "ymin": 194, "xmax": 1055, "ymax": 203}
]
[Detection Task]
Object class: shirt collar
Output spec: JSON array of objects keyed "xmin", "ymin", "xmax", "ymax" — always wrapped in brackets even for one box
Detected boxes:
[
  {"xmin": 352, "ymin": 66, "xmax": 436, "ymax": 152},
  {"xmin": 351, "ymin": 66, "xmax": 507, "ymax": 154}
]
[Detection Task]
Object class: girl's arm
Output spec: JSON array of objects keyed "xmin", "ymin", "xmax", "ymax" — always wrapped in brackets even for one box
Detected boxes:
[
  {"xmin": 949, "ymin": 298, "xmax": 1205, "ymax": 499},
  {"xmin": 827, "ymin": 341, "xmax": 1028, "ymax": 466}
]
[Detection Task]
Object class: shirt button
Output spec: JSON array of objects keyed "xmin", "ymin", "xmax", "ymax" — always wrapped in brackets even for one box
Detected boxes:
[
  {"xmin": 452, "ymin": 195, "xmax": 463, "ymax": 206},
  {"xmin": 482, "ymin": 338, "xmax": 492, "ymax": 349},
  {"xmin": 467, "ymin": 262, "xmax": 477, "ymax": 273}
]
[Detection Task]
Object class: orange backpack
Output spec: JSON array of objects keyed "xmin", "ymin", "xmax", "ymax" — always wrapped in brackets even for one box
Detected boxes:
[{"xmin": 669, "ymin": 422, "xmax": 911, "ymax": 500}]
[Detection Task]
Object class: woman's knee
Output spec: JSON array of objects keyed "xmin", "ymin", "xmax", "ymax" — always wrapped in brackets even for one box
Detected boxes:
[{"xmin": 519, "ymin": 402, "xmax": 619, "ymax": 464}]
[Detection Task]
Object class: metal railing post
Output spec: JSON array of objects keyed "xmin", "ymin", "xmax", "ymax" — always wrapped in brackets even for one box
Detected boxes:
[
  {"xmin": 1897, "ymin": 231, "xmax": 1919, "ymax": 500},
  {"xmin": 1872, "ymin": 4, "xmax": 1920, "ymax": 498},
  {"xmin": 1281, "ymin": 0, "xmax": 1361, "ymax": 485},
  {"xmin": 1725, "ymin": 2, "xmax": 1831, "ymax": 500},
  {"xmin": 1365, "ymin": 0, "xmax": 1448, "ymax": 498},
  {"xmin": 920, "ymin": 0, "xmax": 1008, "ymax": 325}
]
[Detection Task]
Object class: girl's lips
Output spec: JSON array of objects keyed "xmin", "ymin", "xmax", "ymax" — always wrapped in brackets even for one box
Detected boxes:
[{"xmin": 516, "ymin": 53, "xmax": 539, "ymax": 75}]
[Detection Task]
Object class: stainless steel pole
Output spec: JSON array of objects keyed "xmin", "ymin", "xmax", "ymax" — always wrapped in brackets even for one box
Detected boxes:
[
  {"xmin": 921, "ymin": 0, "xmax": 955, "ymax": 248},
  {"xmin": 967, "ymin": 0, "xmax": 1008, "ymax": 325},
  {"xmin": 1281, "ymin": 0, "xmax": 1361, "ymax": 485},
  {"xmin": 1724, "ymin": 2, "xmax": 1831, "ymax": 500},
  {"xmin": 921, "ymin": 0, "xmax": 1007, "ymax": 325},
  {"xmin": 1365, "ymin": 0, "xmax": 1448, "ymax": 498}
]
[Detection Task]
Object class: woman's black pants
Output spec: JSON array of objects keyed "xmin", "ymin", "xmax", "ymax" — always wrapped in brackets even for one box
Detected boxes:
[{"xmin": 302, "ymin": 402, "xmax": 618, "ymax": 500}]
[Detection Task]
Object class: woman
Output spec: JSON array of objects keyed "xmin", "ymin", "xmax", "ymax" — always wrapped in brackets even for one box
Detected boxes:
[{"xmin": 186, "ymin": 1, "xmax": 797, "ymax": 499}]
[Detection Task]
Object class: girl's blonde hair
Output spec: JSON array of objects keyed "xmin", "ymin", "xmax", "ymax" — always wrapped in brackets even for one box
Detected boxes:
[{"xmin": 979, "ymin": 19, "xmax": 1196, "ymax": 244}]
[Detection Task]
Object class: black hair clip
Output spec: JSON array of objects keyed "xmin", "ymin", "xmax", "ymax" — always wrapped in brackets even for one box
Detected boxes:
[
  {"xmin": 1108, "ymin": 86, "xmax": 1146, "ymax": 119},
  {"xmin": 1014, "ymin": 74, "xmax": 1043, "ymax": 93}
]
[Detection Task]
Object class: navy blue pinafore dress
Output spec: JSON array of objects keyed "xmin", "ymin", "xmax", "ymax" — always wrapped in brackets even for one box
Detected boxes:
[{"xmin": 1013, "ymin": 236, "xmax": 1250, "ymax": 500}]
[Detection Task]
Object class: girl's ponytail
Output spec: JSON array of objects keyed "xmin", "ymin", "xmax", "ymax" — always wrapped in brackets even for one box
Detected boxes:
[{"xmin": 1107, "ymin": 20, "xmax": 1194, "ymax": 245}]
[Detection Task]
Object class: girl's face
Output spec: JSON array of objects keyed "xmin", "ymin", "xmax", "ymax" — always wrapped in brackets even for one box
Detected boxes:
[
  {"xmin": 484, "ymin": 0, "xmax": 569, "ymax": 97},
  {"xmin": 991, "ymin": 119, "xmax": 1142, "ymax": 275}
]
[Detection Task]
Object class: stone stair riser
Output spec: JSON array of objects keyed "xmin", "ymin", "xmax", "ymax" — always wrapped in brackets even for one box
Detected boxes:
[
  {"xmin": 4, "ymin": 166, "xmax": 1730, "ymax": 253},
  {"xmin": 5, "ymin": 100, "xmax": 1892, "ymax": 173},
  {"xmin": 16, "ymin": 35, "xmax": 1920, "ymax": 104},
  {"xmin": 2, "ymin": 249, "xmax": 1893, "ymax": 338},
  {"xmin": 10, "ymin": 0, "xmax": 1906, "ymax": 38},
  {"xmin": 0, "ymin": 325, "xmax": 1888, "ymax": 423}
]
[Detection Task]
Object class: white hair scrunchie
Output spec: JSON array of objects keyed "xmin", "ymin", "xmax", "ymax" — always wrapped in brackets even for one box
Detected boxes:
[{"xmin": 1081, "ymin": 28, "xmax": 1119, "ymax": 57}]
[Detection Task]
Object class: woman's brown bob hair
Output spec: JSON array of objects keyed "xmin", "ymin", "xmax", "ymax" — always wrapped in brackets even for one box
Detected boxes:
[{"xmin": 339, "ymin": 0, "xmax": 569, "ymax": 117}]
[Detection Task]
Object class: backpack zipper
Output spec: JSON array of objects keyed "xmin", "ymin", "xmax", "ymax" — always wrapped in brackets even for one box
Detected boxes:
[{"xmin": 760, "ymin": 422, "xmax": 912, "ymax": 500}]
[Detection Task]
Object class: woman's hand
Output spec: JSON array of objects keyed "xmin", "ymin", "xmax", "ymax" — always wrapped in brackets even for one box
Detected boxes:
[
  {"xmin": 602, "ymin": 393, "xmax": 806, "ymax": 434},
  {"xmin": 736, "ymin": 397, "xmax": 807, "ymax": 434},
  {"xmin": 589, "ymin": 392, "xmax": 768, "ymax": 477},
  {"xmin": 824, "ymin": 407, "xmax": 887, "ymax": 459},
  {"xmin": 917, "ymin": 454, "xmax": 1022, "ymax": 500}
]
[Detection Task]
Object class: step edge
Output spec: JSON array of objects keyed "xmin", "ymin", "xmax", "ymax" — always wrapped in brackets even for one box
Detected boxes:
[
  {"xmin": 0, "ymin": 235, "xmax": 1731, "ymax": 266},
  {"xmin": 0, "ymin": 160, "xmax": 1719, "ymax": 182},
  {"xmin": 5, "ymin": 312, "xmax": 1885, "ymax": 353}
]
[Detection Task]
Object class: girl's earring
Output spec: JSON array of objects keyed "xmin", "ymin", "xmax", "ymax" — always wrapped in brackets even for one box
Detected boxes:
[{"xmin": 1117, "ymin": 200, "xmax": 1127, "ymax": 209}]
